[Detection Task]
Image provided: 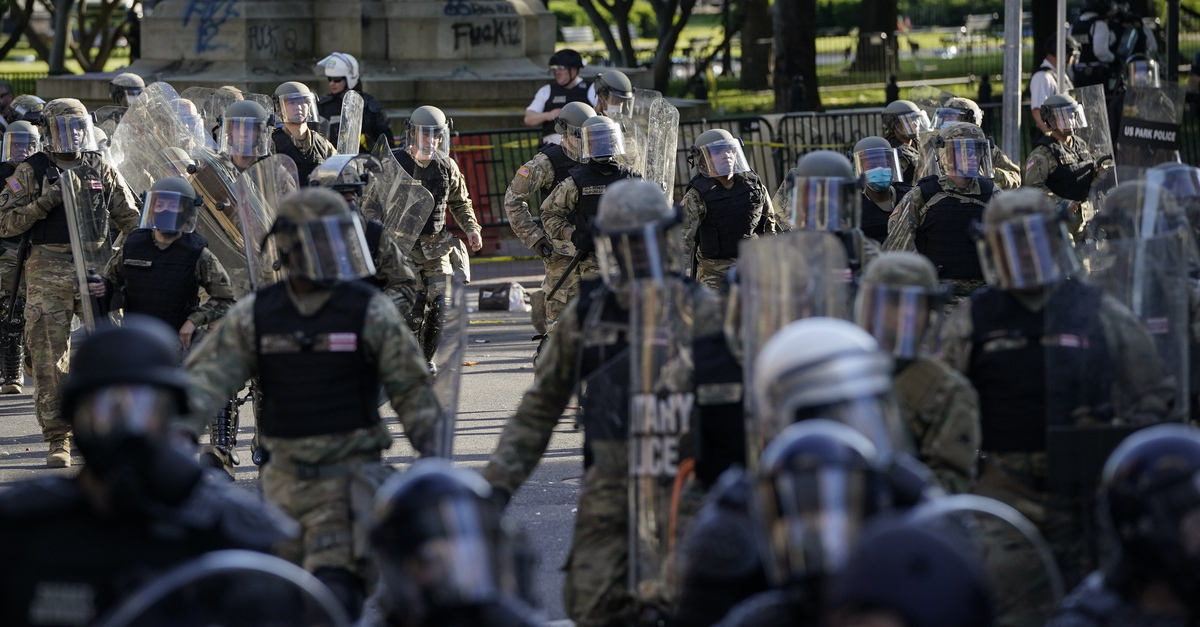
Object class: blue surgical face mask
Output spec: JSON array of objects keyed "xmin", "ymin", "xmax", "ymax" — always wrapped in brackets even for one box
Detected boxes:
[{"xmin": 866, "ymin": 167, "xmax": 893, "ymax": 191}]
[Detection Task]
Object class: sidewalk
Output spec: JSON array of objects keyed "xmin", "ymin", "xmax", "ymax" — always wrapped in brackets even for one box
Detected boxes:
[{"xmin": 469, "ymin": 256, "xmax": 546, "ymax": 290}]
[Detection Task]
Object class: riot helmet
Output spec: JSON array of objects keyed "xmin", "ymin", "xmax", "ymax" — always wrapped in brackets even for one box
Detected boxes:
[
  {"xmin": 935, "ymin": 122, "xmax": 993, "ymax": 179},
  {"xmin": 1125, "ymin": 54, "xmax": 1162, "ymax": 88},
  {"xmin": 753, "ymin": 419, "xmax": 892, "ymax": 588},
  {"xmin": 548, "ymin": 49, "xmax": 584, "ymax": 85},
  {"xmin": 267, "ymin": 187, "xmax": 376, "ymax": 282},
  {"xmin": 156, "ymin": 146, "xmax": 196, "ymax": 181},
  {"xmin": 855, "ymin": 252, "xmax": 947, "ymax": 360},
  {"xmin": 273, "ymin": 81, "xmax": 319, "ymax": 125},
  {"xmin": 109, "ymin": 72, "xmax": 145, "ymax": 107},
  {"xmin": 579, "ymin": 115, "xmax": 626, "ymax": 162},
  {"xmin": 2, "ymin": 120, "xmax": 39, "ymax": 163},
  {"xmin": 553, "ymin": 101, "xmax": 596, "ymax": 162},
  {"xmin": 140, "ymin": 176, "xmax": 201, "ymax": 234},
  {"xmin": 218, "ymin": 99, "xmax": 273, "ymax": 159},
  {"xmin": 42, "ymin": 98, "xmax": 97, "ymax": 153},
  {"xmin": 594, "ymin": 178, "xmax": 676, "ymax": 290},
  {"xmin": 881, "ymin": 100, "xmax": 929, "ymax": 140},
  {"xmin": 1149, "ymin": 162, "xmax": 1200, "ymax": 229},
  {"xmin": 787, "ymin": 150, "xmax": 861, "ymax": 232},
  {"xmin": 1040, "ymin": 93, "xmax": 1087, "ymax": 135},
  {"xmin": 1100, "ymin": 424, "xmax": 1200, "ymax": 602},
  {"xmin": 752, "ymin": 317, "xmax": 909, "ymax": 461},
  {"xmin": 852, "ymin": 136, "xmax": 903, "ymax": 191},
  {"xmin": 932, "ymin": 96, "xmax": 983, "ymax": 129},
  {"xmin": 975, "ymin": 188, "xmax": 1075, "ymax": 290},
  {"xmin": 1092, "ymin": 180, "xmax": 1186, "ymax": 242},
  {"xmin": 371, "ymin": 459, "xmax": 522, "ymax": 615},
  {"xmin": 689, "ymin": 128, "xmax": 750, "ymax": 178},
  {"xmin": 7, "ymin": 94, "xmax": 44, "ymax": 124},
  {"xmin": 593, "ymin": 70, "xmax": 633, "ymax": 114},
  {"xmin": 319, "ymin": 52, "xmax": 360, "ymax": 90},
  {"xmin": 309, "ymin": 154, "xmax": 373, "ymax": 204},
  {"xmin": 170, "ymin": 98, "xmax": 206, "ymax": 143},
  {"xmin": 406, "ymin": 105, "xmax": 451, "ymax": 161}
]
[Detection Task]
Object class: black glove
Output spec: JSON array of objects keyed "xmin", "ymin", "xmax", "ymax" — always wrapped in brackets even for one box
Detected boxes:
[
  {"xmin": 570, "ymin": 228, "xmax": 594, "ymax": 254},
  {"xmin": 534, "ymin": 236, "xmax": 555, "ymax": 258}
]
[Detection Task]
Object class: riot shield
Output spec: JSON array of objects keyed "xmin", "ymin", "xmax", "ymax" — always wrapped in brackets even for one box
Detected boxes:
[
  {"xmin": 613, "ymin": 89, "xmax": 679, "ymax": 194},
  {"xmin": 179, "ymin": 86, "xmax": 275, "ymax": 145},
  {"xmin": 627, "ymin": 277, "xmax": 696, "ymax": 608},
  {"xmin": 907, "ymin": 85, "xmax": 958, "ymax": 180},
  {"xmin": 62, "ymin": 166, "xmax": 117, "ymax": 331},
  {"xmin": 337, "ymin": 90, "xmax": 365, "ymax": 155},
  {"xmin": 235, "ymin": 155, "xmax": 299, "ymax": 291},
  {"xmin": 190, "ymin": 148, "xmax": 251, "ymax": 296},
  {"xmin": 92, "ymin": 105, "xmax": 127, "ymax": 143},
  {"xmin": 375, "ymin": 148, "xmax": 437, "ymax": 253},
  {"xmin": 907, "ymin": 494, "xmax": 1065, "ymax": 627},
  {"xmin": 109, "ymin": 82, "xmax": 197, "ymax": 195},
  {"xmin": 428, "ymin": 274, "xmax": 468, "ymax": 458},
  {"xmin": 96, "ymin": 550, "xmax": 349, "ymax": 627},
  {"xmin": 1114, "ymin": 82, "xmax": 1184, "ymax": 171}
]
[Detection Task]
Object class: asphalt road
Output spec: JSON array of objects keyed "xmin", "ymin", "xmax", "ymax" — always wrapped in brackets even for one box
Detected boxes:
[{"xmin": 0, "ymin": 259, "xmax": 582, "ymax": 623}]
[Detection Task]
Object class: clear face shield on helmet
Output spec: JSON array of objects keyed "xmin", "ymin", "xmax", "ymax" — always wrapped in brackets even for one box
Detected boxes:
[
  {"xmin": 276, "ymin": 92, "xmax": 319, "ymax": 125},
  {"xmin": 580, "ymin": 121, "xmax": 626, "ymax": 161},
  {"xmin": 1127, "ymin": 60, "xmax": 1162, "ymax": 88},
  {"xmin": 976, "ymin": 213, "xmax": 1075, "ymax": 290},
  {"xmin": 787, "ymin": 175, "xmax": 861, "ymax": 232},
  {"xmin": 853, "ymin": 147, "xmax": 903, "ymax": 192},
  {"xmin": 595, "ymin": 222, "xmax": 674, "ymax": 291},
  {"xmin": 140, "ymin": 191, "xmax": 199, "ymax": 234},
  {"xmin": 283, "ymin": 213, "xmax": 377, "ymax": 282},
  {"xmin": 932, "ymin": 107, "xmax": 974, "ymax": 129},
  {"xmin": 73, "ymin": 384, "xmax": 176, "ymax": 443},
  {"xmin": 854, "ymin": 283, "xmax": 947, "ymax": 360},
  {"xmin": 892, "ymin": 110, "xmax": 930, "ymax": 138},
  {"xmin": 46, "ymin": 114, "xmax": 98, "ymax": 153},
  {"xmin": 940, "ymin": 138, "xmax": 995, "ymax": 179},
  {"xmin": 1047, "ymin": 102, "xmax": 1088, "ymax": 133},
  {"xmin": 219, "ymin": 117, "xmax": 271, "ymax": 158},
  {"xmin": 697, "ymin": 138, "xmax": 751, "ymax": 178},
  {"xmin": 556, "ymin": 121, "xmax": 585, "ymax": 162},
  {"xmin": 2, "ymin": 131, "xmax": 39, "ymax": 163},
  {"xmin": 407, "ymin": 124, "xmax": 451, "ymax": 161}
]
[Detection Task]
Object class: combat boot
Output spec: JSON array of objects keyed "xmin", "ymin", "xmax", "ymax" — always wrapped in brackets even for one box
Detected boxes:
[
  {"xmin": 0, "ymin": 324, "xmax": 24, "ymax": 394},
  {"xmin": 46, "ymin": 438, "xmax": 70, "ymax": 468}
]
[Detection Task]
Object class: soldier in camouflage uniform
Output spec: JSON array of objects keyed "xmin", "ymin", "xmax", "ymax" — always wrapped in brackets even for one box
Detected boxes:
[
  {"xmin": 185, "ymin": 188, "xmax": 441, "ymax": 620},
  {"xmin": 0, "ymin": 120, "xmax": 39, "ymax": 394},
  {"xmin": 885, "ymin": 122, "xmax": 999, "ymax": 303},
  {"xmin": 881, "ymin": 100, "xmax": 929, "ymax": 184},
  {"xmin": 539, "ymin": 116, "xmax": 641, "ymax": 313},
  {"xmin": 393, "ymin": 105, "xmax": 483, "ymax": 365},
  {"xmin": 928, "ymin": 97, "xmax": 1023, "ymax": 189},
  {"xmin": 1025, "ymin": 93, "xmax": 1112, "ymax": 241},
  {"xmin": 485, "ymin": 179, "xmax": 724, "ymax": 627},
  {"xmin": 503, "ymin": 101, "xmax": 596, "ymax": 330},
  {"xmin": 0, "ymin": 98, "xmax": 140, "ymax": 468},
  {"xmin": 855, "ymin": 251, "xmax": 980, "ymax": 494},
  {"xmin": 786, "ymin": 150, "xmax": 879, "ymax": 280},
  {"xmin": 940, "ymin": 188, "xmax": 1177, "ymax": 589},
  {"xmin": 682, "ymin": 128, "xmax": 781, "ymax": 289},
  {"xmin": 592, "ymin": 70, "xmax": 634, "ymax": 117},
  {"xmin": 271, "ymin": 81, "xmax": 335, "ymax": 186}
]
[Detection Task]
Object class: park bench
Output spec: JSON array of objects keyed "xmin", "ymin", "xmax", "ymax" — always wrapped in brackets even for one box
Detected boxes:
[{"xmin": 561, "ymin": 26, "xmax": 596, "ymax": 45}]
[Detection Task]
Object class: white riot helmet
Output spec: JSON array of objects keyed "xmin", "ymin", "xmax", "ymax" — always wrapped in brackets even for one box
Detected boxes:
[{"xmin": 318, "ymin": 52, "xmax": 360, "ymax": 90}]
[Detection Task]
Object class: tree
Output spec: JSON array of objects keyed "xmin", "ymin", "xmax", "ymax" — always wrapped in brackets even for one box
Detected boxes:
[
  {"xmin": 774, "ymin": 0, "xmax": 819, "ymax": 111},
  {"xmin": 0, "ymin": 0, "xmax": 138, "ymax": 73},
  {"xmin": 576, "ymin": 0, "xmax": 638, "ymax": 67},
  {"xmin": 649, "ymin": 0, "xmax": 697, "ymax": 91},
  {"xmin": 850, "ymin": 0, "xmax": 898, "ymax": 77},
  {"xmin": 739, "ymin": 0, "xmax": 771, "ymax": 90}
]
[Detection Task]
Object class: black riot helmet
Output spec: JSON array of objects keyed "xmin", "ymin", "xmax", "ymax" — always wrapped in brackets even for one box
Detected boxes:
[
  {"xmin": 1100, "ymin": 424, "xmax": 1200, "ymax": 604},
  {"xmin": 548, "ymin": 48, "xmax": 584, "ymax": 70}
]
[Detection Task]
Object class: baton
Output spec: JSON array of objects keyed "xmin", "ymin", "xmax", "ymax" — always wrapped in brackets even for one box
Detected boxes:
[{"xmin": 545, "ymin": 249, "xmax": 587, "ymax": 302}]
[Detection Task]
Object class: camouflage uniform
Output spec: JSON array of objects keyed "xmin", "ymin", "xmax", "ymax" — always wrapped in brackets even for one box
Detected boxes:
[
  {"xmin": 184, "ymin": 285, "xmax": 440, "ymax": 575},
  {"xmin": 883, "ymin": 129, "xmax": 922, "ymax": 184},
  {"xmin": 539, "ymin": 178, "xmax": 604, "ymax": 317},
  {"xmin": 990, "ymin": 145, "xmax": 1023, "ymax": 190},
  {"xmin": 100, "ymin": 236, "xmax": 236, "ymax": 329},
  {"xmin": 484, "ymin": 279, "xmax": 723, "ymax": 627},
  {"xmin": 408, "ymin": 156, "xmax": 481, "ymax": 295},
  {"xmin": 1024, "ymin": 135, "xmax": 1102, "ymax": 240},
  {"xmin": 681, "ymin": 178, "xmax": 783, "ymax": 290},
  {"xmin": 893, "ymin": 357, "xmax": 981, "ymax": 494},
  {"xmin": 504, "ymin": 150, "xmax": 578, "ymax": 325},
  {"xmin": 371, "ymin": 227, "xmax": 423, "ymax": 318},
  {"xmin": 0, "ymin": 152, "xmax": 139, "ymax": 445},
  {"xmin": 940, "ymin": 289, "xmax": 1177, "ymax": 588}
]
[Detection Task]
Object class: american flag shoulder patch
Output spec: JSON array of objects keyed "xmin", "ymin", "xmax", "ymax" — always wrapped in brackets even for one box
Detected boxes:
[
  {"xmin": 6, "ymin": 177, "xmax": 20, "ymax": 194},
  {"xmin": 89, "ymin": 179, "xmax": 103, "ymax": 190},
  {"xmin": 517, "ymin": 166, "xmax": 531, "ymax": 178},
  {"xmin": 328, "ymin": 332, "xmax": 358, "ymax": 352}
]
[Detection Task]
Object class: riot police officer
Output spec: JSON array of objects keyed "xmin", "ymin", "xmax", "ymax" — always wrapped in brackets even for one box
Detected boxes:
[
  {"xmin": 185, "ymin": 188, "xmax": 442, "ymax": 619},
  {"xmin": 0, "ymin": 316, "xmax": 296, "ymax": 627},
  {"xmin": 525, "ymin": 49, "xmax": 594, "ymax": 145},
  {"xmin": 940, "ymin": 188, "xmax": 1177, "ymax": 587},
  {"xmin": 0, "ymin": 98, "xmax": 140, "ymax": 467},
  {"xmin": 852, "ymin": 136, "xmax": 910, "ymax": 243},
  {"xmin": 1025, "ymin": 93, "xmax": 1112, "ymax": 240},
  {"xmin": 880, "ymin": 100, "xmax": 929, "ymax": 183},
  {"xmin": 885, "ymin": 122, "xmax": 997, "ymax": 301},
  {"xmin": 272, "ymin": 81, "xmax": 335, "ymax": 186},
  {"xmin": 317, "ymin": 51, "xmax": 395, "ymax": 152},
  {"xmin": 592, "ymin": 69, "xmax": 634, "ymax": 116},
  {"xmin": 219, "ymin": 99, "xmax": 274, "ymax": 173},
  {"xmin": 929, "ymin": 96, "xmax": 1022, "ymax": 189},
  {"xmin": 0, "ymin": 119, "xmax": 38, "ymax": 394},
  {"xmin": 682, "ymin": 128, "xmax": 778, "ymax": 289},
  {"xmin": 5, "ymin": 94, "xmax": 43, "ymax": 125},
  {"xmin": 787, "ymin": 150, "xmax": 878, "ymax": 279},
  {"xmin": 109, "ymin": 72, "xmax": 145, "ymax": 108},
  {"xmin": 393, "ymin": 105, "xmax": 483, "ymax": 367}
]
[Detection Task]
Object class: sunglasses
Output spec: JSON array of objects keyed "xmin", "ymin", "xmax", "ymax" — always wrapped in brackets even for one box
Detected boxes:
[{"xmin": 328, "ymin": 76, "xmax": 347, "ymax": 83}]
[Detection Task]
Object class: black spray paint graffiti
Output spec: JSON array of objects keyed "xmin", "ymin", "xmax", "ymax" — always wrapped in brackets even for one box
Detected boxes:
[
  {"xmin": 450, "ymin": 19, "xmax": 522, "ymax": 50},
  {"xmin": 247, "ymin": 24, "xmax": 299, "ymax": 57},
  {"xmin": 183, "ymin": 0, "xmax": 240, "ymax": 55},
  {"xmin": 443, "ymin": 0, "xmax": 516, "ymax": 17}
]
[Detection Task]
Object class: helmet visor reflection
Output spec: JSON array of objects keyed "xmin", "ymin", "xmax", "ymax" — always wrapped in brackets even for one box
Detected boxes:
[
  {"xmin": 293, "ymin": 213, "xmax": 377, "ymax": 281},
  {"xmin": 788, "ymin": 177, "xmax": 861, "ymax": 231}
]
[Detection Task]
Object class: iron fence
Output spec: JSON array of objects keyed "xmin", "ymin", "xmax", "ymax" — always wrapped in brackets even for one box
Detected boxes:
[{"xmin": 1, "ymin": 71, "xmax": 46, "ymax": 96}]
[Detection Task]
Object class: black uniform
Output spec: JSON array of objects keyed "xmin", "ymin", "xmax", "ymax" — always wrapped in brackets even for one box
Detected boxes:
[
  {"xmin": 1070, "ymin": 14, "xmax": 1115, "ymax": 89},
  {"xmin": 539, "ymin": 81, "xmax": 591, "ymax": 140},
  {"xmin": 317, "ymin": 90, "xmax": 395, "ymax": 153}
]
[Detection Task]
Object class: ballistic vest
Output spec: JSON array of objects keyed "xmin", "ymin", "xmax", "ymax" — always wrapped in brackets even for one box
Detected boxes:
[
  {"xmin": 395, "ymin": 149, "xmax": 450, "ymax": 234},
  {"xmin": 689, "ymin": 172, "xmax": 767, "ymax": 260},
  {"xmin": 122, "ymin": 230, "xmax": 205, "ymax": 330},
  {"xmin": 915, "ymin": 175, "xmax": 994, "ymax": 280}
]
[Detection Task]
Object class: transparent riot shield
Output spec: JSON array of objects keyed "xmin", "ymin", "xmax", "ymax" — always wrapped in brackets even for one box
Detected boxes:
[
  {"xmin": 92, "ymin": 105, "xmax": 126, "ymax": 143},
  {"xmin": 627, "ymin": 277, "xmax": 696, "ymax": 609},
  {"xmin": 179, "ymin": 86, "xmax": 275, "ymax": 145},
  {"xmin": 234, "ymin": 155, "xmax": 299, "ymax": 290},
  {"xmin": 1115, "ymin": 82, "xmax": 1184, "ymax": 171},
  {"xmin": 95, "ymin": 550, "xmax": 350, "ymax": 627},
  {"xmin": 62, "ymin": 166, "xmax": 116, "ymax": 331},
  {"xmin": 337, "ymin": 90, "xmax": 365, "ymax": 156},
  {"xmin": 907, "ymin": 494, "xmax": 1065, "ymax": 627},
  {"xmin": 429, "ymin": 274, "xmax": 468, "ymax": 458},
  {"xmin": 190, "ymin": 148, "xmax": 250, "ymax": 296},
  {"xmin": 613, "ymin": 89, "xmax": 679, "ymax": 194},
  {"xmin": 375, "ymin": 145, "xmax": 436, "ymax": 253},
  {"xmin": 908, "ymin": 84, "xmax": 958, "ymax": 180},
  {"xmin": 1068, "ymin": 84, "xmax": 1117, "ymax": 221},
  {"xmin": 109, "ymin": 82, "xmax": 197, "ymax": 196}
]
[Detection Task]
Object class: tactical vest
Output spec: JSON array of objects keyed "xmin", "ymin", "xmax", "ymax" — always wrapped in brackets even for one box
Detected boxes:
[
  {"xmin": 1035, "ymin": 135, "xmax": 1095, "ymax": 202},
  {"xmin": 539, "ymin": 143, "xmax": 576, "ymax": 189},
  {"xmin": 914, "ymin": 176, "xmax": 993, "ymax": 281},
  {"xmin": 254, "ymin": 280, "xmax": 381, "ymax": 438},
  {"xmin": 1070, "ymin": 16, "xmax": 1104, "ymax": 67},
  {"xmin": 122, "ymin": 230, "xmax": 206, "ymax": 330},
  {"xmin": 692, "ymin": 331, "xmax": 745, "ymax": 489},
  {"xmin": 362, "ymin": 219, "xmax": 386, "ymax": 290},
  {"xmin": 569, "ymin": 162, "xmax": 636, "ymax": 240},
  {"xmin": 272, "ymin": 128, "xmax": 321, "ymax": 186},
  {"xmin": 540, "ymin": 81, "xmax": 591, "ymax": 138},
  {"xmin": 395, "ymin": 149, "xmax": 450, "ymax": 234},
  {"xmin": 26, "ymin": 152, "xmax": 70, "ymax": 245},
  {"xmin": 968, "ymin": 280, "xmax": 1115, "ymax": 453},
  {"xmin": 859, "ymin": 181, "xmax": 910, "ymax": 244},
  {"xmin": 690, "ymin": 172, "xmax": 766, "ymax": 260},
  {"xmin": 575, "ymin": 279, "xmax": 631, "ymax": 470}
]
